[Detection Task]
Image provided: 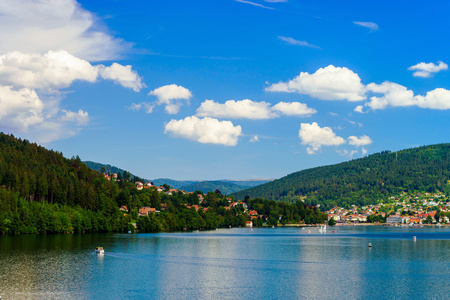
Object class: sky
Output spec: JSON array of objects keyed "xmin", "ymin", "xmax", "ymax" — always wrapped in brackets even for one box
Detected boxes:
[{"xmin": 1, "ymin": 0, "xmax": 450, "ymax": 181}]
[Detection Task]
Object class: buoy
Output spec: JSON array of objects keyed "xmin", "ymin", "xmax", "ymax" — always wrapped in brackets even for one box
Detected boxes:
[
  {"xmin": 307, "ymin": 230, "xmax": 310, "ymax": 234},
  {"xmin": 413, "ymin": 236, "xmax": 416, "ymax": 241},
  {"xmin": 368, "ymin": 243, "xmax": 372, "ymax": 248}
]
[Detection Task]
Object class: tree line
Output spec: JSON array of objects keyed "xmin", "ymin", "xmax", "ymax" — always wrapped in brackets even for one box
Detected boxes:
[
  {"xmin": 232, "ymin": 144, "xmax": 450, "ymax": 210},
  {"xmin": 0, "ymin": 132, "xmax": 327, "ymax": 234}
]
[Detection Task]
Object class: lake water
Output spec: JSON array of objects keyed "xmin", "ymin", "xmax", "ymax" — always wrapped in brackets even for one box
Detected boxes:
[{"xmin": 1, "ymin": 226, "xmax": 450, "ymax": 299}]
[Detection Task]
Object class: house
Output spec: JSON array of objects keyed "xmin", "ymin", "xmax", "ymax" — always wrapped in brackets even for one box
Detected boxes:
[
  {"xmin": 119, "ymin": 206, "xmax": 128, "ymax": 212},
  {"xmin": 249, "ymin": 210, "xmax": 258, "ymax": 216},
  {"xmin": 386, "ymin": 215, "xmax": 402, "ymax": 223},
  {"xmin": 245, "ymin": 221, "xmax": 253, "ymax": 227},
  {"xmin": 139, "ymin": 207, "xmax": 156, "ymax": 216}
]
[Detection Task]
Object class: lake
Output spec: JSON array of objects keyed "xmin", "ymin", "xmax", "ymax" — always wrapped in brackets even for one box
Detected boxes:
[{"xmin": 1, "ymin": 226, "xmax": 450, "ymax": 299}]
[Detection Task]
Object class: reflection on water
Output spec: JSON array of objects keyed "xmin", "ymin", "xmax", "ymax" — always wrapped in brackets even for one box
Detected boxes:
[{"xmin": 1, "ymin": 227, "xmax": 450, "ymax": 299}]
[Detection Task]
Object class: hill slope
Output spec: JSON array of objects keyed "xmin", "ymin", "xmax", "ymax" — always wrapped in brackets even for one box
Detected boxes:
[
  {"xmin": 180, "ymin": 181, "xmax": 250, "ymax": 194},
  {"xmin": 232, "ymin": 144, "xmax": 450, "ymax": 209}
]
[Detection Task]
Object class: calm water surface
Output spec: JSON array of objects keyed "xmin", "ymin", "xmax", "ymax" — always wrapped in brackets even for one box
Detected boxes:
[{"xmin": 1, "ymin": 226, "xmax": 450, "ymax": 299}]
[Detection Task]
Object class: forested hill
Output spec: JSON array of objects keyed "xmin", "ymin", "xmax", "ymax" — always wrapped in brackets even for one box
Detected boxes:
[
  {"xmin": 0, "ymin": 132, "xmax": 328, "ymax": 234},
  {"xmin": 180, "ymin": 181, "xmax": 250, "ymax": 194},
  {"xmin": 232, "ymin": 144, "xmax": 450, "ymax": 209}
]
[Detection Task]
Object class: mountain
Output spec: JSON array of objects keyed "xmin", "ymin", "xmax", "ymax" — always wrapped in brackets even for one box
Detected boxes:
[
  {"xmin": 232, "ymin": 143, "xmax": 450, "ymax": 210},
  {"xmin": 83, "ymin": 161, "xmax": 271, "ymax": 190},
  {"xmin": 152, "ymin": 178, "xmax": 196, "ymax": 189},
  {"xmin": 180, "ymin": 181, "xmax": 250, "ymax": 194}
]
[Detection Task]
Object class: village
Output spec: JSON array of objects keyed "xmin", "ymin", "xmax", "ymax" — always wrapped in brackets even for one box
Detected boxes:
[
  {"xmin": 326, "ymin": 192, "xmax": 450, "ymax": 225},
  {"xmin": 105, "ymin": 173, "xmax": 450, "ymax": 226}
]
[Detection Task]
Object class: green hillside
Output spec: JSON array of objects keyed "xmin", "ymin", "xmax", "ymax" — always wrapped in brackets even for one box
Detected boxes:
[
  {"xmin": 0, "ymin": 132, "xmax": 326, "ymax": 234},
  {"xmin": 180, "ymin": 181, "xmax": 250, "ymax": 194},
  {"xmin": 232, "ymin": 144, "xmax": 450, "ymax": 210}
]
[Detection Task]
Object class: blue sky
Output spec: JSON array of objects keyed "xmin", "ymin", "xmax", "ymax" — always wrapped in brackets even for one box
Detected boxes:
[{"xmin": 1, "ymin": 0, "xmax": 450, "ymax": 180}]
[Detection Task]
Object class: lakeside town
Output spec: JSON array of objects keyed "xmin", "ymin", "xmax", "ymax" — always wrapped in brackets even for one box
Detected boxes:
[
  {"xmin": 326, "ymin": 192, "xmax": 450, "ymax": 225},
  {"xmin": 105, "ymin": 172, "xmax": 450, "ymax": 227}
]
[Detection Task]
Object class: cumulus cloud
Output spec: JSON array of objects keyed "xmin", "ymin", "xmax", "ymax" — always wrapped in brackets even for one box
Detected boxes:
[
  {"xmin": 278, "ymin": 36, "xmax": 321, "ymax": 49},
  {"xmin": 98, "ymin": 63, "xmax": 145, "ymax": 92},
  {"xmin": 164, "ymin": 116, "xmax": 242, "ymax": 146},
  {"xmin": 266, "ymin": 65, "xmax": 366, "ymax": 101},
  {"xmin": 354, "ymin": 105, "xmax": 365, "ymax": 113},
  {"xmin": 353, "ymin": 21, "xmax": 379, "ymax": 31},
  {"xmin": 196, "ymin": 99, "xmax": 316, "ymax": 119},
  {"xmin": 298, "ymin": 122, "xmax": 346, "ymax": 154},
  {"xmin": 0, "ymin": 51, "xmax": 98, "ymax": 90},
  {"xmin": 366, "ymin": 82, "xmax": 450, "ymax": 110},
  {"xmin": 366, "ymin": 82, "xmax": 415, "ymax": 110},
  {"xmin": 197, "ymin": 99, "xmax": 275, "ymax": 119},
  {"xmin": 272, "ymin": 102, "xmax": 317, "ymax": 117},
  {"xmin": 348, "ymin": 135, "xmax": 373, "ymax": 147},
  {"xmin": 0, "ymin": 50, "xmax": 144, "ymax": 92},
  {"xmin": 149, "ymin": 84, "xmax": 192, "ymax": 114},
  {"xmin": 59, "ymin": 109, "xmax": 89, "ymax": 126},
  {"xmin": 0, "ymin": 86, "xmax": 44, "ymax": 132},
  {"xmin": 0, "ymin": 50, "xmax": 144, "ymax": 142},
  {"xmin": 0, "ymin": 0, "xmax": 130, "ymax": 61},
  {"xmin": 408, "ymin": 61, "xmax": 448, "ymax": 78}
]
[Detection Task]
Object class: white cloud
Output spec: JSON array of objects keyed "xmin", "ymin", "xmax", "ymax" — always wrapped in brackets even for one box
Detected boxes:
[
  {"xmin": 0, "ymin": 50, "xmax": 143, "ymax": 142},
  {"xmin": 129, "ymin": 103, "xmax": 142, "ymax": 111},
  {"xmin": 366, "ymin": 82, "xmax": 415, "ymax": 110},
  {"xmin": 0, "ymin": 86, "xmax": 44, "ymax": 132},
  {"xmin": 354, "ymin": 105, "xmax": 365, "ymax": 113},
  {"xmin": 408, "ymin": 61, "xmax": 448, "ymax": 78},
  {"xmin": 197, "ymin": 99, "xmax": 276, "ymax": 119},
  {"xmin": 361, "ymin": 147, "xmax": 368, "ymax": 156},
  {"xmin": 272, "ymin": 102, "xmax": 317, "ymax": 117},
  {"xmin": 196, "ymin": 99, "xmax": 316, "ymax": 119},
  {"xmin": 0, "ymin": 50, "xmax": 144, "ymax": 92},
  {"xmin": 266, "ymin": 65, "xmax": 366, "ymax": 101},
  {"xmin": 278, "ymin": 36, "xmax": 321, "ymax": 49},
  {"xmin": 348, "ymin": 135, "xmax": 373, "ymax": 147},
  {"xmin": 298, "ymin": 122, "xmax": 346, "ymax": 154},
  {"xmin": 0, "ymin": 51, "xmax": 98, "ymax": 90},
  {"xmin": 366, "ymin": 82, "xmax": 450, "ymax": 110},
  {"xmin": 416, "ymin": 88, "xmax": 450, "ymax": 110},
  {"xmin": 250, "ymin": 135, "xmax": 259, "ymax": 143},
  {"xmin": 129, "ymin": 102, "xmax": 154, "ymax": 113},
  {"xmin": 59, "ymin": 109, "xmax": 89, "ymax": 126},
  {"xmin": 353, "ymin": 21, "xmax": 379, "ymax": 31},
  {"xmin": 98, "ymin": 63, "xmax": 145, "ymax": 92},
  {"xmin": 149, "ymin": 84, "xmax": 192, "ymax": 114},
  {"xmin": 164, "ymin": 116, "xmax": 242, "ymax": 146},
  {"xmin": 234, "ymin": 0, "xmax": 274, "ymax": 9},
  {"xmin": 337, "ymin": 149, "xmax": 358, "ymax": 158},
  {"xmin": 0, "ymin": 0, "xmax": 130, "ymax": 61}
]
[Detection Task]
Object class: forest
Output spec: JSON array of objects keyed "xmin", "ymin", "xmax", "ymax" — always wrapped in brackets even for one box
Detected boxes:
[
  {"xmin": 0, "ymin": 132, "xmax": 327, "ymax": 234},
  {"xmin": 232, "ymin": 144, "xmax": 450, "ymax": 210}
]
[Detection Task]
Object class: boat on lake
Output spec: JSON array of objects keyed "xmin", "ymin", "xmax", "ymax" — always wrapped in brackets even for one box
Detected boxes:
[{"xmin": 95, "ymin": 247, "xmax": 105, "ymax": 254}]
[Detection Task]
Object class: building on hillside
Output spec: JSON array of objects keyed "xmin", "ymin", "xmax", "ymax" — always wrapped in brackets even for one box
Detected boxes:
[
  {"xmin": 386, "ymin": 215, "xmax": 403, "ymax": 223},
  {"xmin": 245, "ymin": 221, "xmax": 253, "ymax": 227},
  {"xmin": 139, "ymin": 207, "xmax": 156, "ymax": 216}
]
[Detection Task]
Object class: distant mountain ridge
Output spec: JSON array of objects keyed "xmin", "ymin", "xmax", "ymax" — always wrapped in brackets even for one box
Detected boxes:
[
  {"xmin": 232, "ymin": 143, "xmax": 450, "ymax": 210},
  {"xmin": 83, "ymin": 161, "xmax": 272, "ymax": 193}
]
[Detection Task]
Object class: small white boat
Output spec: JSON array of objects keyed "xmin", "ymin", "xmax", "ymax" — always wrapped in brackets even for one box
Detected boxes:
[{"xmin": 95, "ymin": 247, "xmax": 105, "ymax": 254}]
